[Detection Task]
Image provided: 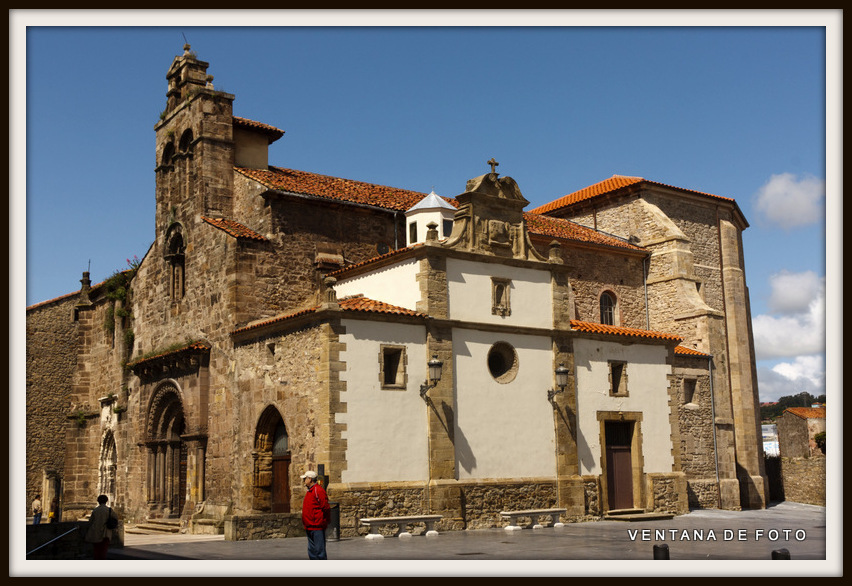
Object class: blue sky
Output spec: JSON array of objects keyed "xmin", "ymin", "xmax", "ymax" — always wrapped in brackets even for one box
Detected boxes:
[{"xmin": 13, "ymin": 11, "xmax": 839, "ymax": 405}]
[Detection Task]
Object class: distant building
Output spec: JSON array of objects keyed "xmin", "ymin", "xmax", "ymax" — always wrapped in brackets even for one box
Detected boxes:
[
  {"xmin": 761, "ymin": 424, "xmax": 779, "ymax": 457},
  {"xmin": 777, "ymin": 408, "xmax": 826, "ymax": 459}
]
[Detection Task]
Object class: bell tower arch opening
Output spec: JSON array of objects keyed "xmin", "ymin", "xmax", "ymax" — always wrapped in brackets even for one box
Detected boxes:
[{"xmin": 145, "ymin": 382, "xmax": 188, "ymax": 518}]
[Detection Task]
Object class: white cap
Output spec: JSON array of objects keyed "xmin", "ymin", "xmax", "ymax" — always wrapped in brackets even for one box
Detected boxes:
[{"xmin": 300, "ymin": 470, "xmax": 317, "ymax": 479}]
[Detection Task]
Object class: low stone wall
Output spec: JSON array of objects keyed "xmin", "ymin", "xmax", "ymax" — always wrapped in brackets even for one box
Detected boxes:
[
  {"xmin": 647, "ymin": 472, "xmax": 689, "ymax": 514},
  {"xmin": 330, "ymin": 482, "xmax": 428, "ymax": 538},
  {"xmin": 686, "ymin": 478, "xmax": 721, "ymax": 508},
  {"xmin": 779, "ymin": 456, "xmax": 825, "ymax": 507},
  {"xmin": 331, "ymin": 479, "xmax": 562, "ymax": 536},
  {"xmin": 26, "ymin": 521, "xmax": 124, "ymax": 559},
  {"xmin": 458, "ymin": 478, "xmax": 558, "ymax": 530},
  {"xmin": 223, "ymin": 513, "xmax": 304, "ymax": 541}
]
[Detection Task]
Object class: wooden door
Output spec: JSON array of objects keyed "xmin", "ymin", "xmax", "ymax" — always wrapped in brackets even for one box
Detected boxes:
[
  {"xmin": 272, "ymin": 456, "xmax": 291, "ymax": 513},
  {"xmin": 605, "ymin": 421, "xmax": 634, "ymax": 510}
]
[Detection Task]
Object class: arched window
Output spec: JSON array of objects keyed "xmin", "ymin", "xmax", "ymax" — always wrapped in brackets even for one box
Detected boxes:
[
  {"xmin": 600, "ymin": 291, "xmax": 616, "ymax": 325},
  {"xmin": 161, "ymin": 142, "xmax": 175, "ymax": 168},
  {"xmin": 165, "ymin": 224, "xmax": 186, "ymax": 301},
  {"xmin": 178, "ymin": 129, "xmax": 194, "ymax": 154}
]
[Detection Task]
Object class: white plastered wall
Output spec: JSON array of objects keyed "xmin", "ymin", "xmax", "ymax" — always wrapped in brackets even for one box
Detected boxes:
[
  {"xmin": 446, "ymin": 258, "xmax": 552, "ymax": 328},
  {"xmin": 573, "ymin": 338, "xmax": 674, "ymax": 475},
  {"xmin": 453, "ymin": 328, "xmax": 556, "ymax": 479},
  {"xmin": 334, "ymin": 259, "xmax": 421, "ymax": 311},
  {"xmin": 338, "ymin": 319, "xmax": 429, "ymax": 483}
]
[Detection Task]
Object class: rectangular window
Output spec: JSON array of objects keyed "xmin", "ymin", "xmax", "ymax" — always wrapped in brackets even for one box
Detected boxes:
[
  {"xmin": 380, "ymin": 345, "xmax": 407, "ymax": 389},
  {"xmin": 684, "ymin": 379, "xmax": 697, "ymax": 405},
  {"xmin": 408, "ymin": 222, "xmax": 418, "ymax": 244},
  {"xmin": 609, "ymin": 361, "xmax": 628, "ymax": 396},
  {"xmin": 442, "ymin": 219, "xmax": 454, "ymax": 239}
]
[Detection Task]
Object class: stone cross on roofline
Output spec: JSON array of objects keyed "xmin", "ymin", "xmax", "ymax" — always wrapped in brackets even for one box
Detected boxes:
[{"xmin": 487, "ymin": 158, "xmax": 499, "ymax": 174}]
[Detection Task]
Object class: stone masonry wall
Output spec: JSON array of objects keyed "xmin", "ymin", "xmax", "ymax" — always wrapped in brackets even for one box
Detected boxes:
[
  {"xmin": 779, "ymin": 456, "xmax": 825, "ymax": 506},
  {"xmin": 330, "ymin": 482, "xmax": 428, "ymax": 537},
  {"xmin": 224, "ymin": 513, "xmax": 304, "ymax": 541},
  {"xmin": 230, "ymin": 326, "xmax": 325, "ymax": 514},
  {"xmin": 459, "ymin": 479, "xmax": 558, "ymax": 530},
  {"xmin": 530, "ymin": 241, "xmax": 647, "ymax": 329},
  {"xmin": 329, "ymin": 479, "xmax": 562, "ymax": 537},
  {"xmin": 26, "ymin": 295, "xmax": 79, "ymax": 517},
  {"xmin": 673, "ymin": 358, "xmax": 719, "ymax": 508}
]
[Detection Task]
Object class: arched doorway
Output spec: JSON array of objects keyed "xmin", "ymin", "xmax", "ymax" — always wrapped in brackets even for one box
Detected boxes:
[
  {"xmin": 253, "ymin": 406, "xmax": 291, "ymax": 513},
  {"xmin": 146, "ymin": 383, "xmax": 187, "ymax": 518},
  {"xmin": 98, "ymin": 430, "xmax": 117, "ymax": 505}
]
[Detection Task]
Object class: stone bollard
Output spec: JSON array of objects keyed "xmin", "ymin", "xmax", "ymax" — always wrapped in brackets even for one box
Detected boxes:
[
  {"xmin": 771, "ymin": 548, "xmax": 791, "ymax": 559},
  {"xmin": 653, "ymin": 544, "xmax": 670, "ymax": 559}
]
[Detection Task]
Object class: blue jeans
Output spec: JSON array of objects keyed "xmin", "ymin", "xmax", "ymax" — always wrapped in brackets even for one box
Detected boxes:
[
  {"xmin": 306, "ymin": 529, "xmax": 327, "ymax": 559},
  {"xmin": 33, "ymin": 513, "xmax": 42, "ymax": 525}
]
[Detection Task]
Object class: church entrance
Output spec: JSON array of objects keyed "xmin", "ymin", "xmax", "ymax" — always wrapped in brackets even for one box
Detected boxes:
[
  {"xmin": 145, "ymin": 383, "xmax": 188, "ymax": 518},
  {"xmin": 254, "ymin": 406, "xmax": 291, "ymax": 513},
  {"xmin": 605, "ymin": 420, "xmax": 634, "ymax": 510}
]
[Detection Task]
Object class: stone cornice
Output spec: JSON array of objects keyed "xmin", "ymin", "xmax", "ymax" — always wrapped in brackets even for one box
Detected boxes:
[{"xmin": 127, "ymin": 341, "xmax": 211, "ymax": 382}]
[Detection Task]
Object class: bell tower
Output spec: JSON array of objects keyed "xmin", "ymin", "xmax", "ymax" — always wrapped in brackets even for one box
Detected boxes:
[{"xmin": 153, "ymin": 44, "xmax": 236, "ymax": 240}]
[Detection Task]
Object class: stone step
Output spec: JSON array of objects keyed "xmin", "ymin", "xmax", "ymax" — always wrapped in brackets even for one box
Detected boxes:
[
  {"xmin": 604, "ymin": 511, "xmax": 676, "ymax": 522},
  {"xmin": 127, "ymin": 518, "xmax": 182, "ymax": 534},
  {"xmin": 605, "ymin": 508, "xmax": 645, "ymax": 516}
]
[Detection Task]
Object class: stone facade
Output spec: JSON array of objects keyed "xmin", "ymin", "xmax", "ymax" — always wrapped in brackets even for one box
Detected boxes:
[
  {"xmin": 542, "ymin": 183, "xmax": 767, "ymax": 510},
  {"xmin": 25, "ymin": 293, "xmax": 79, "ymax": 519},
  {"xmin": 26, "ymin": 47, "xmax": 766, "ymax": 534}
]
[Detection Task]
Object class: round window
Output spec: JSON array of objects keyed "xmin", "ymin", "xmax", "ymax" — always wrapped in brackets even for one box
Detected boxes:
[{"xmin": 487, "ymin": 342, "xmax": 518, "ymax": 383}]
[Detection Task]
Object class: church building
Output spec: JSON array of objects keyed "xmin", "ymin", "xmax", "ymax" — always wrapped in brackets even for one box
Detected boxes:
[{"xmin": 26, "ymin": 46, "xmax": 767, "ymax": 537}]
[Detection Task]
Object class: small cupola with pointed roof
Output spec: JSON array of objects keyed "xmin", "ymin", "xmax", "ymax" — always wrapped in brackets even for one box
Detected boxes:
[{"xmin": 404, "ymin": 190, "xmax": 457, "ymax": 246}]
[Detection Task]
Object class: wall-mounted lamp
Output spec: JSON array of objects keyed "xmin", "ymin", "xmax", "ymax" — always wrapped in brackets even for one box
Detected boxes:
[
  {"xmin": 547, "ymin": 363, "xmax": 570, "ymax": 402},
  {"xmin": 420, "ymin": 354, "xmax": 444, "ymax": 399}
]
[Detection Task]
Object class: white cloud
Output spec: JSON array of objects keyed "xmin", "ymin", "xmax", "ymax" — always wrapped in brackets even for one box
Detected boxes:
[
  {"xmin": 767, "ymin": 270, "xmax": 823, "ymax": 314},
  {"xmin": 752, "ymin": 271, "xmax": 825, "ymax": 360},
  {"xmin": 757, "ymin": 357, "xmax": 825, "ymax": 403},
  {"xmin": 754, "ymin": 173, "xmax": 825, "ymax": 229}
]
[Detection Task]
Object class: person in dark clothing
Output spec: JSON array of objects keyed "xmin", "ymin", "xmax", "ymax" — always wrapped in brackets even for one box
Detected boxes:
[
  {"xmin": 300, "ymin": 470, "xmax": 330, "ymax": 559},
  {"xmin": 84, "ymin": 494, "xmax": 118, "ymax": 559}
]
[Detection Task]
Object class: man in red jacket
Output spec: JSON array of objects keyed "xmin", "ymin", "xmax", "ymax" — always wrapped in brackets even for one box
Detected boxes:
[{"xmin": 301, "ymin": 470, "xmax": 330, "ymax": 559}]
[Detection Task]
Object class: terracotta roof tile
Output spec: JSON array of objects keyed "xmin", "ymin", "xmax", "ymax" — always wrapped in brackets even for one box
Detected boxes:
[
  {"xmin": 529, "ymin": 175, "xmax": 734, "ymax": 215},
  {"xmin": 202, "ymin": 216, "xmax": 268, "ymax": 241},
  {"xmin": 236, "ymin": 166, "xmax": 645, "ymax": 252},
  {"xmin": 231, "ymin": 296, "xmax": 426, "ymax": 336},
  {"xmin": 674, "ymin": 345, "xmax": 711, "ymax": 357},
  {"xmin": 783, "ymin": 407, "xmax": 826, "ymax": 420},
  {"xmin": 570, "ymin": 320, "xmax": 682, "ymax": 343},
  {"xmin": 329, "ymin": 244, "xmax": 423, "ymax": 279},
  {"xmin": 523, "ymin": 213, "xmax": 642, "ymax": 251},
  {"xmin": 233, "ymin": 116, "xmax": 285, "ymax": 143},
  {"xmin": 337, "ymin": 295, "xmax": 425, "ymax": 317},
  {"xmin": 127, "ymin": 341, "xmax": 210, "ymax": 368},
  {"xmin": 235, "ymin": 166, "xmax": 448, "ymax": 212},
  {"xmin": 231, "ymin": 307, "xmax": 319, "ymax": 336}
]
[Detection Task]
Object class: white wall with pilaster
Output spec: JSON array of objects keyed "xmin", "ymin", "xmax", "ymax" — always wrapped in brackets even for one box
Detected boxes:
[
  {"xmin": 337, "ymin": 319, "xmax": 429, "ymax": 482},
  {"xmin": 446, "ymin": 258, "xmax": 552, "ymax": 328},
  {"xmin": 573, "ymin": 338, "xmax": 674, "ymax": 475},
  {"xmin": 452, "ymin": 328, "xmax": 556, "ymax": 479}
]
